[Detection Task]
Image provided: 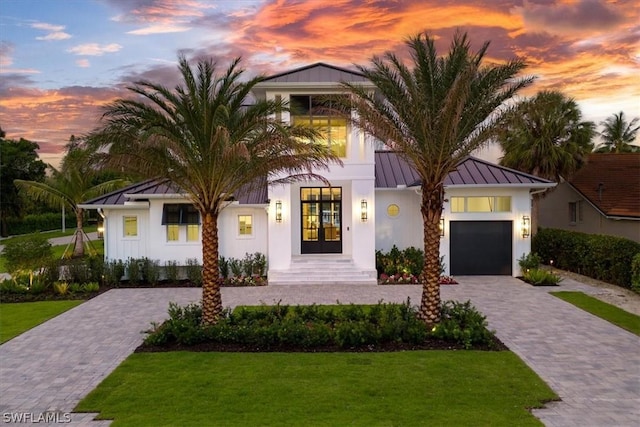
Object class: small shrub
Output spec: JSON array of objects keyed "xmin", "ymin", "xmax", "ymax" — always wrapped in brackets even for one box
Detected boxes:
[
  {"xmin": 62, "ymin": 258, "xmax": 92, "ymax": 284},
  {"xmin": 104, "ymin": 259, "xmax": 125, "ymax": 286},
  {"xmin": 218, "ymin": 257, "xmax": 229, "ymax": 279},
  {"xmin": 185, "ymin": 258, "xmax": 202, "ymax": 286},
  {"xmin": 140, "ymin": 258, "xmax": 161, "ymax": 284},
  {"xmin": 125, "ymin": 258, "xmax": 141, "ymax": 285},
  {"xmin": 229, "ymin": 258, "xmax": 242, "ymax": 278},
  {"xmin": 432, "ymin": 300, "xmax": 496, "ymax": 349},
  {"xmin": 253, "ymin": 252, "xmax": 267, "ymax": 276},
  {"xmin": 632, "ymin": 253, "xmax": 640, "ymax": 293},
  {"xmin": 0, "ymin": 278, "xmax": 28, "ymax": 294},
  {"xmin": 83, "ymin": 282, "xmax": 100, "ymax": 293},
  {"xmin": 518, "ymin": 252, "xmax": 541, "ymax": 272},
  {"xmin": 68, "ymin": 282, "xmax": 83, "ymax": 293},
  {"xmin": 164, "ymin": 260, "xmax": 180, "ymax": 283},
  {"xmin": 1, "ymin": 235, "xmax": 52, "ymax": 274},
  {"xmin": 54, "ymin": 282, "xmax": 69, "ymax": 295},
  {"xmin": 242, "ymin": 253, "xmax": 255, "ymax": 277},
  {"xmin": 523, "ymin": 268, "xmax": 562, "ymax": 286}
]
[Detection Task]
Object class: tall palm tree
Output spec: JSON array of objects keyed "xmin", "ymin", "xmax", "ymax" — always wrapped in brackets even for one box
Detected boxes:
[
  {"xmin": 89, "ymin": 56, "xmax": 339, "ymax": 325},
  {"xmin": 14, "ymin": 143, "xmax": 128, "ymax": 257},
  {"xmin": 497, "ymin": 90, "xmax": 595, "ymax": 231},
  {"xmin": 342, "ymin": 31, "xmax": 532, "ymax": 326},
  {"xmin": 595, "ymin": 111, "xmax": 640, "ymax": 153}
]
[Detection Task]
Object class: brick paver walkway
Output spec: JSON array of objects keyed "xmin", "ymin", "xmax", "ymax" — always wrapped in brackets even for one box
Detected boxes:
[{"xmin": 1, "ymin": 277, "xmax": 638, "ymax": 426}]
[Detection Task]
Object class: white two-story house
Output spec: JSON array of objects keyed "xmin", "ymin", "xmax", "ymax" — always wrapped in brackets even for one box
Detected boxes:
[{"xmin": 81, "ymin": 63, "xmax": 555, "ymax": 284}]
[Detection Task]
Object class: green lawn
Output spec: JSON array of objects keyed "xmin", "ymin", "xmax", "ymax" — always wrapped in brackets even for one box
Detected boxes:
[
  {"xmin": 76, "ymin": 351, "xmax": 556, "ymax": 426},
  {"xmin": 0, "ymin": 300, "xmax": 83, "ymax": 343},
  {"xmin": 551, "ymin": 291, "xmax": 640, "ymax": 336}
]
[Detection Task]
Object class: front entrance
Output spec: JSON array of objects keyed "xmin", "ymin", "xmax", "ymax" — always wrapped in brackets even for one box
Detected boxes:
[{"xmin": 301, "ymin": 187, "xmax": 342, "ymax": 254}]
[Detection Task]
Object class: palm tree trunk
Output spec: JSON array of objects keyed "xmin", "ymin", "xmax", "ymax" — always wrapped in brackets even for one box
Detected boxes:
[
  {"xmin": 418, "ymin": 185, "xmax": 443, "ymax": 327},
  {"xmin": 72, "ymin": 208, "xmax": 84, "ymax": 258},
  {"xmin": 201, "ymin": 210, "xmax": 223, "ymax": 325}
]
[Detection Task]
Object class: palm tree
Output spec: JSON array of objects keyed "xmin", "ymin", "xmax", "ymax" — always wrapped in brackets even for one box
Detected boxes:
[
  {"xmin": 14, "ymin": 143, "xmax": 128, "ymax": 257},
  {"xmin": 342, "ymin": 31, "xmax": 532, "ymax": 326},
  {"xmin": 89, "ymin": 56, "xmax": 339, "ymax": 325},
  {"xmin": 497, "ymin": 90, "xmax": 595, "ymax": 231},
  {"xmin": 594, "ymin": 111, "xmax": 640, "ymax": 153}
]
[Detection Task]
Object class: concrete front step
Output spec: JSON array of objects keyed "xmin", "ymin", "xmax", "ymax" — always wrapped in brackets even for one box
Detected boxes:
[{"xmin": 268, "ymin": 255, "xmax": 377, "ymax": 286}]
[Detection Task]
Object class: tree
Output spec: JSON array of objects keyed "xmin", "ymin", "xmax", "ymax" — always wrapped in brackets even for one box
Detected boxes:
[
  {"xmin": 89, "ymin": 56, "xmax": 340, "ymax": 325},
  {"xmin": 342, "ymin": 31, "xmax": 532, "ymax": 326},
  {"xmin": 14, "ymin": 141, "xmax": 128, "ymax": 257},
  {"xmin": 594, "ymin": 111, "xmax": 640, "ymax": 153},
  {"xmin": 0, "ymin": 135, "xmax": 47, "ymax": 236},
  {"xmin": 497, "ymin": 90, "xmax": 595, "ymax": 231}
]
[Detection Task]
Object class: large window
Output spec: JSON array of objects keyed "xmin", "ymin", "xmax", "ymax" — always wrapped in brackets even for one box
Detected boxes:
[
  {"xmin": 123, "ymin": 216, "xmax": 138, "ymax": 237},
  {"xmin": 162, "ymin": 204, "xmax": 200, "ymax": 242},
  {"xmin": 451, "ymin": 196, "xmax": 511, "ymax": 213},
  {"xmin": 290, "ymin": 95, "xmax": 347, "ymax": 157}
]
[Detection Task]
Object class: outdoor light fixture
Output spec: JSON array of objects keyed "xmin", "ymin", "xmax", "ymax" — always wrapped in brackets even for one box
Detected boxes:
[
  {"xmin": 97, "ymin": 221, "xmax": 104, "ymax": 240},
  {"xmin": 275, "ymin": 200, "xmax": 282, "ymax": 223},
  {"xmin": 361, "ymin": 199, "xmax": 368, "ymax": 222},
  {"xmin": 522, "ymin": 215, "xmax": 531, "ymax": 238},
  {"xmin": 439, "ymin": 218, "xmax": 445, "ymax": 237}
]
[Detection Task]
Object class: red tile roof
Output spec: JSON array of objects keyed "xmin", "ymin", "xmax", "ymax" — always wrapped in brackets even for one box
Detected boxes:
[{"xmin": 568, "ymin": 153, "xmax": 640, "ymax": 218}]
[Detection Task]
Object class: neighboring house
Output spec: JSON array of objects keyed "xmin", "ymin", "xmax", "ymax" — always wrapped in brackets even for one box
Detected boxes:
[
  {"xmin": 80, "ymin": 63, "xmax": 555, "ymax": 283},
  {"xmin": 538, "ymin": 153, "xmax": 640, "ymax": 243}
]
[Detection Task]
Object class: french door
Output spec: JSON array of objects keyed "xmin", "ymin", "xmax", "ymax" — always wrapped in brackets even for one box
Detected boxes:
[{"xmin": 300, "ymin": 187, "xmax": 342, "ymax": 254}]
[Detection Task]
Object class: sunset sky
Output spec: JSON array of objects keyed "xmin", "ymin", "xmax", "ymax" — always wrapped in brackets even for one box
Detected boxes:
[{"xmin": 1, "ymin": 0, "xmax": 638, "ymax": 166}]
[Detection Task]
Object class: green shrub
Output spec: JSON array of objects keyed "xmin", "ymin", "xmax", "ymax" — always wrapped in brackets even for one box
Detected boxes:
[
  {"xmin": 68, "ymin": 282, "xmax": 83, "ymax": 293},
  {"xmin": 185, "ymin": 258, "xmax": 202, "ymax": 286},
  {"xmin": 140, "ymin": 258, "xmax": 161, "ymax": 284},
  {"xmin": 125, "ymin": 258, "xmax": 141, "ymax": 285},
  {"xmin": 1, "ymin": 234, "xmax": 52, "ymax": 274},
  {"xmin": 376, "ymin": 246, "xmax": 425, "ymax": 277},
  {"xmin": 104, "ymin": 259, "xmax": 125, "ymax": 286},
  {"xmin": 164, "ymin": 260, "xmax": 180, "ymax": 283},
  {"xmin": 0, "ymin": 278, "xmax": 28, "ymax": 294},
  {"xmin": 218, "ymin": 257, "xmax": 229, "ymax": 279},
  {"xmin": 229, "ymin": 258, "xmax": 242, "ymax": 278},
  {"xmin": 53, "ymin": 282, "xmax": 69, "ymax": 295},
  {"xmin": 62, "ymin": 258, "xmax": 92, "ymax": 284},
  {"xmin": 83, "ymin": 282, "xmax": 100, "ymax": 292},
  {"xmin": 432, "ymin": 300, "xmax": 496, "ymax": 349},
  {"xmin": 631, "ymin": 253, "xmax": 640, "ymax": 293},
  {"xmin": 5, "ymin": 212, "xmax": 75, "ymax": 235},
  {"xmin": 253, "ymin": 252, "xmax": 267, "ymax": 276},
  {"xmin": 523, "ymin": 268, "xmax": 562, "ymax": 286},
  {"xmin": 517, "ymin": 252, "xmax": 541, "ymax": 272},
  {"xmin": 533, "ymin": 228, "xmax": 640, "ymax": 288}
]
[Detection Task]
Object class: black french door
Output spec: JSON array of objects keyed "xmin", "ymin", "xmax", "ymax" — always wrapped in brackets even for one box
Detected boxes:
[{"xmin": 301, "ymin": 187, "xmax": 342, "ymax": 254}]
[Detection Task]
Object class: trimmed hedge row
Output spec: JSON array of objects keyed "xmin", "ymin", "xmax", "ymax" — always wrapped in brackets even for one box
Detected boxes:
[
  {"xmin": 6, "ymin": 213, "xmax": 76, "ymax": 236},
  {"xmin": 533, "ymin": 228, "xmax": 640, "ymax": 289}
]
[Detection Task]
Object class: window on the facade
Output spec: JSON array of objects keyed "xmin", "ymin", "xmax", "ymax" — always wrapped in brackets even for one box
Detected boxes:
[
  {"xmin": 450, "ymin": 196, "xmax": 511, "ymax": 213},
  {"xmin": 569, "ymin": 202, "xmax": 577, "ymax": 224},
  {"xmin": 387, "ymin": 204, "xmax": 400, "ymax": 218},
  {"xmin": 123, "ymin": 216, "xmax": 138, "ymax": 237},
  {"xmin": 238, "ymin": 215, "xmax": 253, "ymax": 236},
  {"xmin": 187, "ymin": 224, "xmax": 200, "ymax": 241},
  {"xmin": 167, "ymin": 224, "xmax": 180, "ymax": 241},
  {"xmin": 290, "ymin": 95, "xmax": 348, "ymax": 158},
  {"xmin": 577, "ymin": 200, "xmax": 584, "ymax": 222}
]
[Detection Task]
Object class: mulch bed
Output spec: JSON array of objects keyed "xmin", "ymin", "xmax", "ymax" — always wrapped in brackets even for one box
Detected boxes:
[{"xmin": 136, "ymin": 335, "xmax": 508, "ymax": 353}]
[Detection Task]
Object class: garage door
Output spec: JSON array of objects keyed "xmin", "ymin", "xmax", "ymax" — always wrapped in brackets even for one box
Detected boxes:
[{"xmin": 450, "ymin": 221, "xmax": 512, "ymax": 275}]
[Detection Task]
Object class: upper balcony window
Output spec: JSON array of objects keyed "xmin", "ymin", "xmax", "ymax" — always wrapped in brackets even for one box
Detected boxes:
[{"xmin": 290, "ymin": 95, "xmax": 347, "ymax": 158}]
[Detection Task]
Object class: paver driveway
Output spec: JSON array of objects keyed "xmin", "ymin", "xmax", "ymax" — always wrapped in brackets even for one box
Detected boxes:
[{"xmin": 0, "ymin": 277, "xmax": 638, "ymax": 426}]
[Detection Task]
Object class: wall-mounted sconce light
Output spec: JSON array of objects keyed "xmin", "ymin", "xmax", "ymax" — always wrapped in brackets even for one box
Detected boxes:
[
  {"xmin": 97, "ymin": 221, "xmax": 104, "ymax": 240},
  {"xmin": 361, "ymin": 199, "xmax": 368, "ymax": 222},
  {"xmin": 275, "ymin": 200, "xmax": 282, "ymax": 223},
  {"xmin": 439, "ymin": 218, "xmax": 445, "ymax": 237},
  {"xmin": 522, "ymin": 215, "xmax": 531, "ymax": 238}
]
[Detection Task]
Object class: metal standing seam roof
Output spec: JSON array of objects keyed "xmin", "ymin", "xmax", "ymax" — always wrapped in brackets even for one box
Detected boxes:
[
  {"xmin": 81, "ymin": 178, "xmax": 268, "ymax": 207},
  {"xmin": 375, "ymin": 151, "xmax": 555, "ymax": 188}
]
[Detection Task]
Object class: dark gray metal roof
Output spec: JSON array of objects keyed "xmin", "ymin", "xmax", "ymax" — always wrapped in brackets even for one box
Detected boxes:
[
  {"xmin": 82, "ymin": 178, "xmax": 268, "ymax": 207},
  {"xmin": 375, "ymin": 152, "xmax": 555, "ymax": 188},
  {"xmin": 261, "ymin": 63, "xmax": 368, "ymax": 84}
]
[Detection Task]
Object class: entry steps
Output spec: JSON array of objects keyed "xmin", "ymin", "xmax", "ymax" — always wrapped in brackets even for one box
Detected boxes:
[{"xmin": 268, "ymin": 255, "xmax": 377, "ymax": 286}]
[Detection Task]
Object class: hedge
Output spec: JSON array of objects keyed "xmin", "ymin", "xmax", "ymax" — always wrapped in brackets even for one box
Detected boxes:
[
  {"xmin": 5, "ymin": 213, "xmax": 76, "ymax": 236},
  {"xmin": 533, "ymin": 228, "xmax": 640, "ymax": 289}
]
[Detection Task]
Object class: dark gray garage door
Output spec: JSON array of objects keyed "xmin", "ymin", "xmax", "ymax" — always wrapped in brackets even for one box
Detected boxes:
[{"xmin": 450, "ymin": 221, "xmax": 512, "ymax": 275}]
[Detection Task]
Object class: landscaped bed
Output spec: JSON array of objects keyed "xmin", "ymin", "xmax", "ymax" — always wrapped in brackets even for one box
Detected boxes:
[{"xmin": 75, "ymin": 351, "xmax": 557, "ymax": 426}]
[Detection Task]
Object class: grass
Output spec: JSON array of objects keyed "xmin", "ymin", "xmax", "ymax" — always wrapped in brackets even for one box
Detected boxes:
[
  {"xmin": 551, "ymin": 291, "xmax": 640, "ymax": 336},
  {"xmin": 76, "ymin": 351, "xmax": 556, "ymax": 426},
  {"xmin": 0, "ymin": 226, "xmax": 98, "ymax": 246},
  {"xmin": 0, "ymin": 300, "xmax": 83, "ymax": 343}
]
